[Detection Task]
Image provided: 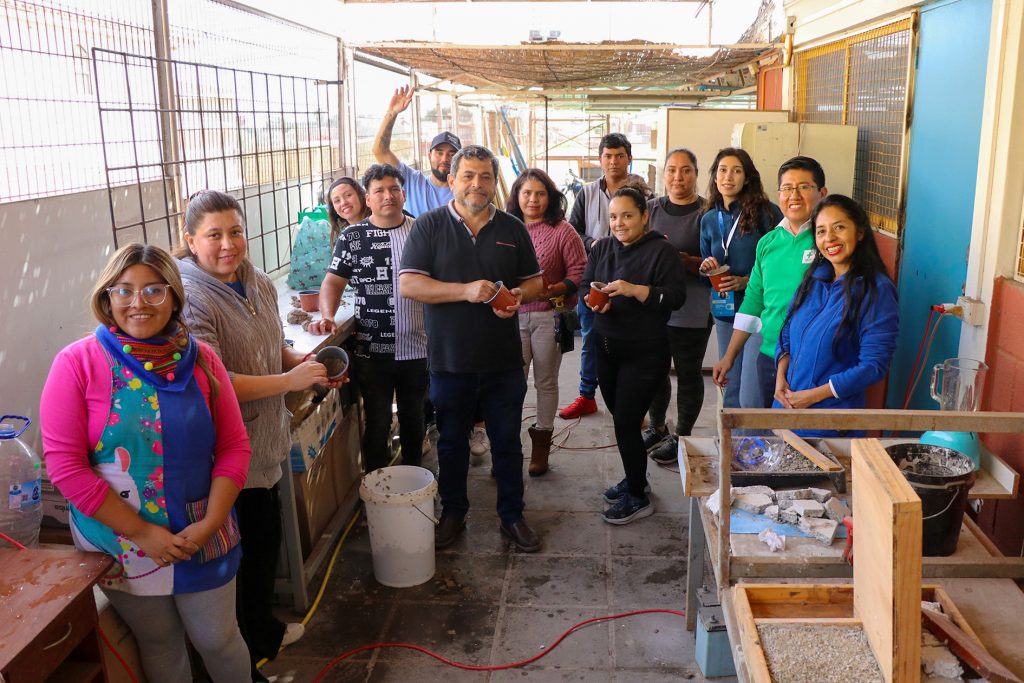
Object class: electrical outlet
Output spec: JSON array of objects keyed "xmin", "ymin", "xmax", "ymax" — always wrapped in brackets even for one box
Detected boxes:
[{"xmin": 955, "ymin": 296, "xmax": 986, "ymax": 326}]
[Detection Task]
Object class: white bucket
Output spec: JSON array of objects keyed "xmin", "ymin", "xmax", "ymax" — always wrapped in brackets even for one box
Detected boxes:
[{"xmin": 358, "ymin": 466, "xmax": 438, "ymax": 587}]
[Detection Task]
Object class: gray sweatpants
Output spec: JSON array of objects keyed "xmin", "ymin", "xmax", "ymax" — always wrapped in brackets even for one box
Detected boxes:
[
  {"xmin": 520, "ymin": 310, "xmax": 563, "ymax": 431},
  {"xmin": 103, "ymin": 578, "xmax": 250, "ymax": 683}
]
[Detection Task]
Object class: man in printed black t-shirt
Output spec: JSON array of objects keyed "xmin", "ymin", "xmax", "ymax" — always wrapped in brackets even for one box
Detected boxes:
[
  {"xmin": 309, "ymin": 164, "xmax": 428, "ymax": 472},
  {"xmin": 400, "ymin": 145, "xmax": 545, "ymax": 553}
]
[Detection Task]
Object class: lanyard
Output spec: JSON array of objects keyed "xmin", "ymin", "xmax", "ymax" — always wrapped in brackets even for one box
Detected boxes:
[{"xmin": 717, "ymin": 208, "xmax": 741, "ymax": 260}]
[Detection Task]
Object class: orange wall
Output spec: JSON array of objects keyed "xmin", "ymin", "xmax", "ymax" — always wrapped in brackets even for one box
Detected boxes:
[
  {"xmin": 976, "ymin": 276, "xmax": 1024, "ymax": 555},
  {"xmin": 757, "ymin": 68, "xmax": 783, "ymax": 111}
]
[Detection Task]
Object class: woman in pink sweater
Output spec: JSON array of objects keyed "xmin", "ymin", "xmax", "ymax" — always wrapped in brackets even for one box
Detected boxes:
[
  {"xmin": 505, "ymin": 169, "xmax": 587, "ymax": 475},
  {"xmin": 40, "ymin": 244, "xmax": 252, "ymax": 683}
]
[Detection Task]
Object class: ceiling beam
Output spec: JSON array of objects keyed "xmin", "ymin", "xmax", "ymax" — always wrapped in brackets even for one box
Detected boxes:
[{"xmin": 354, "ymin": 41, "xmax": 775, "ymax": 51}]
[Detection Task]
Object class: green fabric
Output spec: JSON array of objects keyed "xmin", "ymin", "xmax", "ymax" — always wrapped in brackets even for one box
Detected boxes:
[{"xmin": 736, "ymin": 225, "xmax": 816, "ymax": 357}]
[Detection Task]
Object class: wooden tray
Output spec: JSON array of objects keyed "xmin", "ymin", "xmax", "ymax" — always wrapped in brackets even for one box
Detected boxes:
[{"xmin": 732, "ymin": 583, "xmax": 981, "ymax": 683}]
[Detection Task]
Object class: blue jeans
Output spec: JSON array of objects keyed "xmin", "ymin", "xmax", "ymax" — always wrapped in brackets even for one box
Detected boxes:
[
  {"xmin": 576, "ymin": 295, "xmax": 598, "ymax": 399},
  {"xmin": 756, "ymin": 351, "xmax": 777, "ymax": 409},
  {"xmin": 714, "ymin": 319, "xmax": 763, "ymax": 409},
  {"xmin": 430, "ymin": 369, "xmax": 527, "ymax": 524}
]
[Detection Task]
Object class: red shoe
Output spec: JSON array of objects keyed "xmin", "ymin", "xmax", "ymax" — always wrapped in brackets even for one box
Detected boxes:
[{"xmin": 559, "ymin": 395, "xmax": 598, "ymax": 419}]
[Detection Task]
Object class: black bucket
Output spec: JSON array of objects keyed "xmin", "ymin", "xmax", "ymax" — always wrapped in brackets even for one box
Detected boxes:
[{"xmin": 885, "ymin": 444, "xmax": 977, "ymax": 556}]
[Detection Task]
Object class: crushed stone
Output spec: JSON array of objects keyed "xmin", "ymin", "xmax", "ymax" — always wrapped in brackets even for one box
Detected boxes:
[{"xmin": 757, "ymin": 624, "xmax": 883, "ymax": 683}]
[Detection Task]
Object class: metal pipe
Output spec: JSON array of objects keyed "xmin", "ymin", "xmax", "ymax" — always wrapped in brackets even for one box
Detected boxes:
[
  {"xmin": 543, "ymin": 96, "xmax": 549, "ymax": 173},
  {"xmin": 353, "ymin": 51, "xmax": 413, "ymax": 77}
]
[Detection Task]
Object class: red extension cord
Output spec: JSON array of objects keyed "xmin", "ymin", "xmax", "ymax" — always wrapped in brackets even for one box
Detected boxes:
[{"xmin": 312, "ymin": 608, "xmax": 686, "ymax": 682}]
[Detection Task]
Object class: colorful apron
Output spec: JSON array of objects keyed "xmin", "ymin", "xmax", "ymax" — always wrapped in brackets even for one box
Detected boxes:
[{"xmin": 70, "ymin": 329, "xmax": 240, "ymax": 596}]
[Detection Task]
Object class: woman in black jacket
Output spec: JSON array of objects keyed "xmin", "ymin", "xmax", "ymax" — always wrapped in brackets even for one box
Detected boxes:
[{"xmin": 583, "ymin": 186, "xmax": 687, "ymax": 524}]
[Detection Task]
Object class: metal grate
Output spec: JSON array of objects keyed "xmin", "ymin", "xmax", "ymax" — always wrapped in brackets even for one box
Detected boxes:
[
  {"xmin": 93, "ymin": 48, "xmax": 342, "ymax": 274},
  {"xmin": 1, "ymin": 0, "xmax": 342, "ymax": 253},
  {"xmin": 795, "ymin": 18, "xmax": 914, "ymax": 234},
  {"xmin": 0, "ymin": 0, "xmax": 154, "ymax": 202}
]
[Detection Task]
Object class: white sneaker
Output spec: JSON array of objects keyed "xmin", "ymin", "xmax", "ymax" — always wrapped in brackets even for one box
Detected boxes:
[
  {"xmin": 469, "ymin": 426, "xmax": 490, "ymax": 465},
  {"xmin": 281, "ymin": 622, "xmax": 305, "ymax": 647}
]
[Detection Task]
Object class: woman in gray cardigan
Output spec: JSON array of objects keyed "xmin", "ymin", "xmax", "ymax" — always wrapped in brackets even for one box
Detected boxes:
[{"xmin": 177, "ymin": 190, "xmax": 335, "ymax": 681}]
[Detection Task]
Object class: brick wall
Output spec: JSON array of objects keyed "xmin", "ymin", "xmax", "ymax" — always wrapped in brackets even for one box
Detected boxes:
[{"xmin": 976, "ymin": 276, "xmax": 1024, "ymax": 556}]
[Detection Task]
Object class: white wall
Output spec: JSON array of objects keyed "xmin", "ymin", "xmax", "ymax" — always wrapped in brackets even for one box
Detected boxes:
[
  {"xmin": 0, "ymin": 177, "xmax": 324, "ymax": 453},
  {"xmin": 785, "ymin": 0, "xmax": 924, "ymax": 44},
  {"xmin": 0, "ymin": 186, "xmax": 144, "ymax": 453}
]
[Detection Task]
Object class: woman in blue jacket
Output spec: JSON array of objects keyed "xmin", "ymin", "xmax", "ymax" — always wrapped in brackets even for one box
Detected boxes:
[
  {"xmin": 775, "ymin": 195, "xmax": 898, "ymax": 426},
  {"xmin": 699, "ymin": 148, "xmax": 783, "ymax": 408}
]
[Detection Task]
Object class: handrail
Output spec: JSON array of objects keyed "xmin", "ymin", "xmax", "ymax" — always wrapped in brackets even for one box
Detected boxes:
[{"xmin": 719, "ymin": 408, "xmax": 1024, "ymax": 433}]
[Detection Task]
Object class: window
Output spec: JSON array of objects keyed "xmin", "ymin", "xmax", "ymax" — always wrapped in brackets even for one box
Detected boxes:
[{"xmin": 795, "ymin": 17, "xmax": 915, "ymax": 234}]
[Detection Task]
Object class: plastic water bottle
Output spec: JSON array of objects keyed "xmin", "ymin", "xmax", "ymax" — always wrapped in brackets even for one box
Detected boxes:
[{"xmin": 0, "ymin": 416, "xmax": 42, "ymax": 548}]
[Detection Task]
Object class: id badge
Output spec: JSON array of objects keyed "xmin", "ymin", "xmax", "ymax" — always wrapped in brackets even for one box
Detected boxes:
[{"xmin": 711, "ymin": 290, "xmax": 735, "ymax": 317}]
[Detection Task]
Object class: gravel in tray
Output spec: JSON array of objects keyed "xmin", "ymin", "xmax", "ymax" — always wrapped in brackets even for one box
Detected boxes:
[
  {"xmin": 757, "ymin": 624, "xmax": 883, "ymax": 683},
  {"xmin": 732, "ymin": 442, "xmax": 837, "ymax": 473}
]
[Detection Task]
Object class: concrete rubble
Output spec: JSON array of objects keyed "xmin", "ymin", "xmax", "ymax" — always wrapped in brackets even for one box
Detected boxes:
[
  {"xmin": 824, "ymin": 497, "xmax": 848, "ymax": 523},
  {"xmin": 809, "ymin": 487, "xmax": 832, "ymax": 503},
  {"xmin": 789, "ymin": 499, "xmax": 825, "ymax": 518},
  {"xmin": 776, "ymin": 488, "xmax": 815, "ymax": 502},
  {"xmin": 712, "ymin": 485, "xmax": 847, "ymax": 546},
  {"xmin": 799, "ymin": 516, "xmax": 840, "ymax": 544},
  {"xmin": 734, "ymin": 492, "xmax": 774, "ymax": 514}
]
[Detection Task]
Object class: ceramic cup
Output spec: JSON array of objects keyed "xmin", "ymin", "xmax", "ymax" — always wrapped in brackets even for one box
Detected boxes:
[
  {"xmin": 586, "ymin": 281, "xmax": 610, "ymax": 309},
  {"xmin": 299, "ymin": 289, "xmax": 320, "ymax": 312},
  {"xmin": 486, "ymin": 280, "xmax": 517, "ymax": 313},
  {"xmin": 704, "ymin": 265, "xmax": 731, "ymax": 293},
  {"xmin": 315, "ymin": 346, "xmax": 350, "ymax": 382}
]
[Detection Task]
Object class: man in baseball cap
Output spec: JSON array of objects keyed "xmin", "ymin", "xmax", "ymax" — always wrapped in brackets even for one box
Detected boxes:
[{"xmin": 373, "ymin": 85, "xmax": 462, "ymax": 217}]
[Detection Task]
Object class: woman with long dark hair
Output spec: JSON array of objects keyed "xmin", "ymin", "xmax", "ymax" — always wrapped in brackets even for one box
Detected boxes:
[
  {"xmin": 584, "ymin": 186, "xmax": 686, "ymax": 524},
  {"xmin": 774, "ymin": 195, "xmax": 898, "ymax": 428},
  {"xmin": 505, "ymin": 168, "xmax": 586, "ymax": 475},
  {"xmin": 325, "ymin": 177, "xmax": 370, "ymax": 242},
  {"xmin": 699, "ymin": 147, "xmax": 783, "ymax": 408}
]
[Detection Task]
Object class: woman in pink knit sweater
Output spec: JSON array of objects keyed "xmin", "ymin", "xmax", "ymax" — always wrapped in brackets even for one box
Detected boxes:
[
  {"xmin": 505, "ymin": 169, "xmax": 587, "ymax": 475},
  {"xmin": 40, "ymin": 244, "xmax": 252, "ymax": 683}
]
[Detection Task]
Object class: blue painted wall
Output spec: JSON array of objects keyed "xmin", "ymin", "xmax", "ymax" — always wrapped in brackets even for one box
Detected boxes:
[{"xmin": 886, "ymin": 0, "xmax": 991, "ymax": 410}]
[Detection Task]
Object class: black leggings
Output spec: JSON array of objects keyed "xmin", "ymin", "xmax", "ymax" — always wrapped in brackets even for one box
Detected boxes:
[
  {"xmin": 648, "ymin": 321, "xmax": 714, "ymax": 435},
  {"xmin": 595, "ymin": 334, "xmax": 671, "ymax": 498},
  {"xmin": 235, "ymin": 485, "xmax": 286, "ymax": 669}
]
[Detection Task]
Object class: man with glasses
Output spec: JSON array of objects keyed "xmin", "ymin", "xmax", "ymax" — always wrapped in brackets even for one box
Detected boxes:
[{"xmin": 712, "ymin": 156, "xmax": 828, "ymax": 408}]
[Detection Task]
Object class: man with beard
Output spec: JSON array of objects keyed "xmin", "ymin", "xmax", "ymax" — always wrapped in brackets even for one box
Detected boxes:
[
  {"xmin": 399, "ymin": 145, "xmax": 545, "ymax": 553},
  {"xmin": 373, "ymin": 85, "xmax": 460, "ymax": 217}
]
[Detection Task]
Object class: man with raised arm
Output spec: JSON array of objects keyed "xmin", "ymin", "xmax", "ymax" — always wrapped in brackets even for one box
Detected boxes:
[{"xmin": 372, "ymin": 84, "xmax": 460, "ymax": 217}]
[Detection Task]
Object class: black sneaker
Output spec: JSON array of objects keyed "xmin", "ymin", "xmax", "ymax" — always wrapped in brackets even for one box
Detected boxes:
[
  {"xmin": 641, "ymin": 426, "xmax": 668, "ymax": 451},
  {"xmin": 649, "ymin": 435, "xmax": 679, "ymax": 464},
  {"xmin": 602, "ymin": 493, "xmax": 654, "ymax": 525},
  {"xmin": 601, "ymin": 477, "xmax": 652, "ymax": 504}
]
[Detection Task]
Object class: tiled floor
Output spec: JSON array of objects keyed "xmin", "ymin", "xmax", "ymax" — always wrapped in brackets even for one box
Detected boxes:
[{"xmin": 262, "ymin": 348, "xmax": 735, "ymax": 682}]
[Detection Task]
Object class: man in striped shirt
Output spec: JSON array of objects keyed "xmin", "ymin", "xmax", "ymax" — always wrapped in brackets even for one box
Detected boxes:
[{"xmin": 310, "ymin": 163, "xmax": 428, "ymax": 472}]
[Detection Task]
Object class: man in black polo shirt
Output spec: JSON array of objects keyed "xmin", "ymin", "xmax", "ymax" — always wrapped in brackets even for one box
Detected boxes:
[{"xmin": 400, "ymin": 144, "xmax": 545, "ymax": 552}]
